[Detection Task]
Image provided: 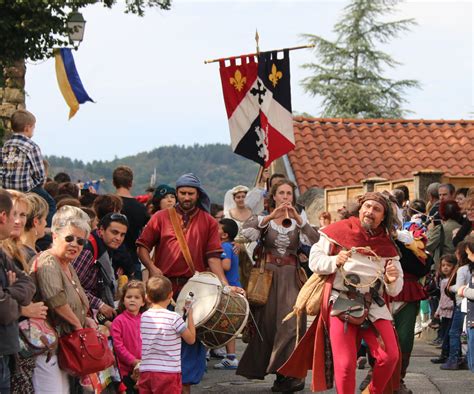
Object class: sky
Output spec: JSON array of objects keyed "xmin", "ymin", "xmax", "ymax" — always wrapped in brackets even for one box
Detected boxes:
[{"xmin": 25, "ymin": 0, "xmax": 473, "ymax": 163}]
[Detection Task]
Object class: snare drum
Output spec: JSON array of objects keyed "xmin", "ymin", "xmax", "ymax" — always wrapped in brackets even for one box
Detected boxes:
[{"xmin": 175, "ymin": 272, "xmax": 249, "ymax": 349}]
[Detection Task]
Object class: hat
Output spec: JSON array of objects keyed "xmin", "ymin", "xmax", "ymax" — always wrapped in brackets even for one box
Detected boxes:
[
  {"xmin": 175, "ymin": 173, "xmax": 211, "ymax": 213},
  {"xmin": 231, "ymin": 185, "xmax": 249, "ymax": 195},
  {"xmin": 153, "ymin": 184, "xmax": 176, "ymax": 200}
]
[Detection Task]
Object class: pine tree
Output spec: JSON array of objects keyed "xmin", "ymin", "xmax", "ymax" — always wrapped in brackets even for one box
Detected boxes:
[{"xmin": 302, "ymin": 0, "xmax": 419, "ymax": 118}]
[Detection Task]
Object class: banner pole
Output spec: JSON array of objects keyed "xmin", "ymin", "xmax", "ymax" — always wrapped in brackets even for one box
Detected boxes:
[{"xmin": 204, "ymin": 44, "xmax": 315, "ymax": 64}]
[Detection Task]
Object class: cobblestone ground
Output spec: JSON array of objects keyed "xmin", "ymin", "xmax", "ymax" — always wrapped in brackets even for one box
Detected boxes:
[{"xmin": 194, "ymin": 333, "xmax": 474, "ymax": 393}]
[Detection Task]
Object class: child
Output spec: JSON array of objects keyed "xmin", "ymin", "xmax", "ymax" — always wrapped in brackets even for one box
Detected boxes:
[
  {"xmin": 111, "ymin": 280, "xmax": 146, "ymax": 394},
  {"xmin": 214, "ymin": 218, "xmax": 240, "ymax": 370},
  {"xmin": 457, "ymin": 238, "xmax": 474, "ymax": 372},
  {"xmin": 440, "ymin": 241, "xmax": 471, "ymax": 370},
  {"xmin": 430, "ymin": 254, "xmax": 456, "ymax": 364},
  {"xmin": 139, "ymin": 276, "xmax": 195, "ymax": 394},
  {"xmin": 0, "ymin": 109, "xmax": 56, "ymax": 226}
]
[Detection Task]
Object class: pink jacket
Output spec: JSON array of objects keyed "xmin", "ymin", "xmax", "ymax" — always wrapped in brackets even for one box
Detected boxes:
[{"xmin": 111, "ymin": 310, "xmax": 142, "ymax": 376}]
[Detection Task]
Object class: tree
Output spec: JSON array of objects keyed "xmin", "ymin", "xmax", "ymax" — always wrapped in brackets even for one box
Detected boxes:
[
  {"xmin": 301, "ymin": 0, "xmax": 419, "ymax": 118},
  {"xmin": 0, "ymin": 0, "xmax": 172, "ymax": 64},
  {"xmin": 0, "ymin": 0, "xmax": 171, "ymax": 142}
]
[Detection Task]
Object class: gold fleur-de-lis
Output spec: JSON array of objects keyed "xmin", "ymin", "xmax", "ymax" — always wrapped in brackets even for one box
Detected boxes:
[
  {"xmin": 269, "ymin": 64, "xmax": 283, "ymax": 87},
  {"xmin": 230, "ymin": 70, "xmax": 246, "ymax": 92}
]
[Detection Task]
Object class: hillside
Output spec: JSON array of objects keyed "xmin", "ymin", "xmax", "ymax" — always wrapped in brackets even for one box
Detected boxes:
[{"xmin": 46, "ymin": 143, "xmax": 260, "ymax": 204}]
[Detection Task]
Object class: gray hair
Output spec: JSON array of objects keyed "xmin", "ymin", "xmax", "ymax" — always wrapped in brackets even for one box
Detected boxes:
[
  {"xmin": 426, "ymin": 182, "xmax": 440, "ymax": 200},
  {"xmin": 51, "ymin": 205, "xmax": 91, "ymax": 238}
]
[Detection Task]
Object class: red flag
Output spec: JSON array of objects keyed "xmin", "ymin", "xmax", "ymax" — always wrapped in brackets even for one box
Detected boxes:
[{"xmin": 219, "ymin": 51, "xmax": 295, "ymax": 168}]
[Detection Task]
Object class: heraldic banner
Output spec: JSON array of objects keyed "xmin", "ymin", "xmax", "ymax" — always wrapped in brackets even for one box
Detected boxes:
[{"xmin": 219, "ymin": 50, "xmax": 295, "ymax": 168}]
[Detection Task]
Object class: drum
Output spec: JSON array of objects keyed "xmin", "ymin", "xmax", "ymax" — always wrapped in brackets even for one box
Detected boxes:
[
  {"xmin": 175, "ymin": 272, "xmax": 249, "ymax": 349},
  {"xmin": 333, "ymin": 247, "xmax": 388, "ymax": 294}
]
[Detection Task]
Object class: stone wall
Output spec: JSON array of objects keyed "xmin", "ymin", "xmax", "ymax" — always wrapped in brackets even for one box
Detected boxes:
[{"xmin": 0, "ymin": 60, "xmax": 26, "ymax": 143}]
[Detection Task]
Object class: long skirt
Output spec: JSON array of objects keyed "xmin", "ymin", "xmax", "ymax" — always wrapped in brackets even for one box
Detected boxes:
[{"xmin": 236, "ymin": 263, "xmax": 306, "ymax": 379}]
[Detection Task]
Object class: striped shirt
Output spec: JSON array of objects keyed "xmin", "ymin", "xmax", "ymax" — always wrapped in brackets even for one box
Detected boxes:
[{"xmin": 140, "ymin": 308, "xmax": 186, "ymax": 373}]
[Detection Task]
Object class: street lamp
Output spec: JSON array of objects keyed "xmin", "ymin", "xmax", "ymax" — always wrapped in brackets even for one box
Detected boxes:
[{"xmin": 67, "ymin": 11, "xmax": 86, "ymax": 49}]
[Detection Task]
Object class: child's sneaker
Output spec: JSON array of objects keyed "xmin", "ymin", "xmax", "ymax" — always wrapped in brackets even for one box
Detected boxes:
[
  {"xmin": 213, "ymin": 357, "xmax": 239, "ymax": 370},
  {"xmin": 210, "ymin": 348, "xmax": 226, "ymax": 359}
]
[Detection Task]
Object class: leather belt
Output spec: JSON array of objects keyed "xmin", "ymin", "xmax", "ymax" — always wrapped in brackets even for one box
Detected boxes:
[{"xmin": 266, "ymin": 254, "xmax": 297, "ymax": 266}]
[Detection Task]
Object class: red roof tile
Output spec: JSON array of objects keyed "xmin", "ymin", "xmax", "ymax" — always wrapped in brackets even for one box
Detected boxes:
[{"xmin": 288, "ymin": 117, "xmax": 474, "ymax": 193}]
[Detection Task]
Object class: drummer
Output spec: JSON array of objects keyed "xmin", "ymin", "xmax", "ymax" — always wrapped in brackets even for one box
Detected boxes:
[
  {"xmin": 279, "ymin": 192, "xmax": 403, "ymax": 394},
  {"xmin": 136, "ymin": 173, "xmax": 244, "ymax": 394}
]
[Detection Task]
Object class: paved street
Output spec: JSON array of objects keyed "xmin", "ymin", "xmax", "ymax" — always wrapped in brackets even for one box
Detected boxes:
[{"xmin": 195, "ymin": 336, "xmax": 474, "ymax": 393}]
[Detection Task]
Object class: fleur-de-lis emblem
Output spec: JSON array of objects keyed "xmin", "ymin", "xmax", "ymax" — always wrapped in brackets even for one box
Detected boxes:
[
  {"xmin": 269, "ymin": 64, "xmax": 282, "ymax": 87},
  {"xmin": 230, "ymin": 70, "xmax": 246, "ymax": 92}
]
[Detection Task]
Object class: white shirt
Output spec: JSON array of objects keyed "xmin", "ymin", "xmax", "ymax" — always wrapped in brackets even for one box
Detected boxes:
[
  {"xmin": 309, "ymin": 233, "xmax": 403, "ymax": 321},
  {"xmin": 140, "ymin": 308, "xmax": 186, "ymax": 373}
]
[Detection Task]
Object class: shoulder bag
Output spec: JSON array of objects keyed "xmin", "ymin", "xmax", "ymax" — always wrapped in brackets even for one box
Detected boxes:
[
  {"xmin": 57, "ymin": 261, "xmax": 114, "ymax": 376},
  {"xmin": 20, "ymin": 254, "xmax": 58, "ymax": 360},
  {"xmin": 19, "ymin": 317, "xmax": 58, "ymax": 360},
  {"xmin": 247, "ymin": 225, "xmax": 273, "ymax": 306},
  {"xmin": 58, "ymin": 327, "xmax": 115, "ymax": 376}
]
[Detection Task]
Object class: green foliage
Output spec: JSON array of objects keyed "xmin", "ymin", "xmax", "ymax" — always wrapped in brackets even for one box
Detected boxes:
[
  {"xmin": 46, "ymin": 144, "xmax": 260, "ymax": 203},
  {"xmin": 0, "ymin": 0, "xmax": 171, "ymax": 64},
  {"xmin": 301, "ymin": 0, "xmax": 419, "ymax": 119}
]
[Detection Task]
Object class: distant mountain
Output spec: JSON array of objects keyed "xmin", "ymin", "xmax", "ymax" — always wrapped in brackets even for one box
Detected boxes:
[{"xmin": 46, "ymin": 143, "xmax": 260, "ymax": 204}]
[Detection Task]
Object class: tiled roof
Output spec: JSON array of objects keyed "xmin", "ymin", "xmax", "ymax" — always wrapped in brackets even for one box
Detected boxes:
[{"xmin": 288, "ymin": 117, "xmax": 474, "ymax": 193}]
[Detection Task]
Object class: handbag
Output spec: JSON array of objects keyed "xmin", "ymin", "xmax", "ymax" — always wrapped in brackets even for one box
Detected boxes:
[
  {"xmin": 58, "ymin": 328, "xmax": 114, "ymax": 376},
  {"xmin": 247, "ymin": 226, "xmax": 273, "ymax": 306},
  {"xmin": 330, "ymin": 292, "xmax": 371, "ymax": 327},
  {"xmin": 19, "ymin": 317, "xmax": 58, "ymax": 359},
  {"xmin": 247, "ymin": 261, "xmax": 273, "ymax": 306},
  {"xmin": 296, "ymin": 264, "xmax": 308, "ymax": 289}
]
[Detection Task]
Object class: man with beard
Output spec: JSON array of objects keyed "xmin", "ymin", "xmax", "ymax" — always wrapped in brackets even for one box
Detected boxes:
[
  {"xmin": 72, "ymin": 212, "xmax": 129, "ymax": 324},
  {"xmin": 137, "ymin": 173, "xmax": 243, "ymax": 394},
  {"xmin": 279, "ymin": 192, "xmax": 403, "ymax": 394}
]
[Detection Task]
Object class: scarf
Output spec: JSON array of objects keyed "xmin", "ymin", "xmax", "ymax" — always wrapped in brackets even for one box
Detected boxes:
[
  {"xmin": 176, "ymin": 173, "xmax": 211, "ymax": 213},
  {"xmin": 321, "ymin": 216, "xmax": 399, "ymax": 257}
]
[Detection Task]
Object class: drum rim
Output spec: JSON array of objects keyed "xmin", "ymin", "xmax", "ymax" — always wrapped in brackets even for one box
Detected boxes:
[{"xmin": 176, "ymin": 272, "xmax": 222, "ymax": 327}]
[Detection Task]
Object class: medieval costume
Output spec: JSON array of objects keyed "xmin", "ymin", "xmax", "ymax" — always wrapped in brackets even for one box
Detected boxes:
[
  {"xmin": 236, "ymin": 214, "xmax": 319, "ymax": 389},
  {"xmin": 279, "ymin": 213, "xmax": 403, "ymax": 394},
  {"xmin": 391, "ymin": 228, "xmax": 431, "ymax": 392}
]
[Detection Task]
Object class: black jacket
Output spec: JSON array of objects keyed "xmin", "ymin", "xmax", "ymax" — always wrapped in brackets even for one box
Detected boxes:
[{"xmin": 0, "ymin": 251, "xmax": 36, "ymax": 355}]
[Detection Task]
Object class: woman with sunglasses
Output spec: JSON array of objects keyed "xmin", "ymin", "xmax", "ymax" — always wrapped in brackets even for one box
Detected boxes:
[{"xmin": 31, "ymin": 205, "xmax": 96, "ymax": 393}]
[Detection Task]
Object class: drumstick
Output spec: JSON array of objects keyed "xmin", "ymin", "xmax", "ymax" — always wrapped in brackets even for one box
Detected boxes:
[{"xmin": 248, "ymin": 309, "xmax": 264, "ymax": 342}]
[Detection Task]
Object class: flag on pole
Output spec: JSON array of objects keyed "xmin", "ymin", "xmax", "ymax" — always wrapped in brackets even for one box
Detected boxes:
[
  {"xmin": 54, "ymin": 48, "xmax": 94, "ymax": 119},
  {"xmin": 219, "ymin": 50, "xmax": 294, "ymax": 167}
]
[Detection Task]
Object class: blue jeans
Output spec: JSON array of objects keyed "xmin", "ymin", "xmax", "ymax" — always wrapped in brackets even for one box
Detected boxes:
[
  {"xmin": 30, "ymin": 186, "xmax": 56, "ymax": 227},
  {"xmin": 447, "ymin": 305, "xmax": 466, "ymax": 363},
  {"xmin": 441, "ymin": 317, "xmax": 453, "ymax": 357},
  {"xmin": 0, "ymin": 355, "xmax": 11, "ymax": 394},
  {"xmin": 468, "ymin": 327, "xmax": 474, "ymax": 372}
]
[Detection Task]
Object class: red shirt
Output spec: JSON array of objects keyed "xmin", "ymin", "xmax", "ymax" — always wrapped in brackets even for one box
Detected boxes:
[{"xmin": 136, "ymin": 207, "xmax": 222, "ymax": 278}]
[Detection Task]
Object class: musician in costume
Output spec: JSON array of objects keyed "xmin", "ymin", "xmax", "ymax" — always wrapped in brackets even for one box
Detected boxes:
[
  {"xmin": 136, "ymin": 173, "xmax": 243, "ymax": 394},
  {"xmin": 236, "ymin": 180, "xmax": 319, "ymax": 392},
  {"xmin": 389, "ymin": 194, "xmax": 432, "ymax": 394},
  {"xmin": 279, "ymin": 192, "xmax": 403, "ymax": 394}
]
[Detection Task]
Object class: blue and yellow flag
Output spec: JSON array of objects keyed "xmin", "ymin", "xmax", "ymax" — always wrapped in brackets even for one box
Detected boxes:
[{"xmin": 54, "ymin": 48, "xmax": 93, "ymax": 119}]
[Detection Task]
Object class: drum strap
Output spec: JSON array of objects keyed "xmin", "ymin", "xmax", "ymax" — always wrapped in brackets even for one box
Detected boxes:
[{"xmin": 168, "ymin": 207, "xmax": 196, "ymax": 275}]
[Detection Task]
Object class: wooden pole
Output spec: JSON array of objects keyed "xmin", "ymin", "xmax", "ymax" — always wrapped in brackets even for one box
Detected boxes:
[{"xmin": 204, "ymin": 44, "xmax": 315, "ymax": 64}]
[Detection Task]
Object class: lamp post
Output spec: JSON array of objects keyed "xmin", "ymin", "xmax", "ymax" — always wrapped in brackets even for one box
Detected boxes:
[{"xmin": 67, "ymin": 11, "xmax": 86, "ymax": 49}]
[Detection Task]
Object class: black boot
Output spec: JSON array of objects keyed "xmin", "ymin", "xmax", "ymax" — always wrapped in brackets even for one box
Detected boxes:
[
  {"xmin": 359, "ymin": 368, "xmax": 372, "ymax": 392},
  {"xmin": 271, "ymin": 374, "xmax": 305, "ymax": 393}
]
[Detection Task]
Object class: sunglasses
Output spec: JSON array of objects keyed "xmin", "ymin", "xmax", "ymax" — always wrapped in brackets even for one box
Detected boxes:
[{"xmin": 64, "ymin": 235, "xmax": 87, "ymax": 246}]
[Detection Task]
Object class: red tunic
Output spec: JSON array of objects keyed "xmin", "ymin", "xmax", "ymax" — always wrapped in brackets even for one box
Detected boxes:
[{"xmin": 136, "ymin": 207, "xmax": 222, "ymax": 278}]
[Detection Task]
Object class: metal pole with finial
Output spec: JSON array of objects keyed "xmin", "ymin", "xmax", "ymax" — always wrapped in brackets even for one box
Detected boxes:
[{"xmin": 255, "ymin": 29, "xmax": 260, "ymax": 55}]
